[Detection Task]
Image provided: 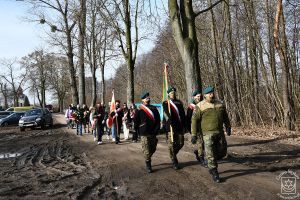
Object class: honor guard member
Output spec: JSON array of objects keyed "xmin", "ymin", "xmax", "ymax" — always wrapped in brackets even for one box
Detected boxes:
[
  {"xmin": 163, "ymin": 86, "xmax": 186, "ymax": 170},
  {"xmin": 186, "ymin": 89, "xmax": 205, "ymax": 165},
  {"xmin": 134, "ymin": 92, "xmax": 161, "ymax": 173},
  {"xmin": 191, "ymin": 86, "xmax": 231, "ymax": 183}
]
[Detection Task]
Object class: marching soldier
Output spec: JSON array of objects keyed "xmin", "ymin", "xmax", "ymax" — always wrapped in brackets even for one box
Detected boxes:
[
  {"xmin": 134, "ymin": 92, "xmax": 161, "ymax": 173},
  {"xmin": 186, "ymin": 89, "xmax": 205, "ymax": 165},
  {"xmin": 191, "ymin": 86, "xmax": 231, "ymax": 183},
  {"xmin": 163, "ymin": 86, "xmax": 186, "ymax": 170}
]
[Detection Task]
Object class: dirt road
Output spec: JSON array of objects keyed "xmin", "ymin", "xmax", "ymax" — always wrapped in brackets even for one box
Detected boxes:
[{"xmin": 0, "ymin": 114, "xmax": 299, "ymax": 199}]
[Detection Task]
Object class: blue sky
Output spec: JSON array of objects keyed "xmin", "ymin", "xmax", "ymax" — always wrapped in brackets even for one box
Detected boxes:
[{"xmin": 0, "ymin": 0, "xmax": 46, "ymax": 59}]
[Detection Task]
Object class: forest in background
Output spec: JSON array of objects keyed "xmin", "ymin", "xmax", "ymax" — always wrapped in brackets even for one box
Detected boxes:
[{"xmin": 0, "ymin": 0, "xmax": 299, "ymax": 130}]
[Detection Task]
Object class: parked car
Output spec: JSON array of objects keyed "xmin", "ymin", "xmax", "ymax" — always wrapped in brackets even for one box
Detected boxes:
[
  {"xmin": 0, "ymin": 112, "xmax": 25, "ymax": 127},
  {"xmin": 19, "ymin": 108, "xmax": 53, "ymax": 131},
  {"xmin": 0, "ymin": 111, "xmax": 13, "ymax": 119},
  {"xmin": 45, "ymin": 104, "xmax": 53, "ymax": 113}
]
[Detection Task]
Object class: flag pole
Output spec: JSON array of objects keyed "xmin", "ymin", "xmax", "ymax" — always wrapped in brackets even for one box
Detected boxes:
[
  {"xmin": 112, "ymin": 89, "xmax": 119, "ymax": 142},
  {"xmin": 164, "ymin": 63, "xmax": 174, "ymax": 143}
]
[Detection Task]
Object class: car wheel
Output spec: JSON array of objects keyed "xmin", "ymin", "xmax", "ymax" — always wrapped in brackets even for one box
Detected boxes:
[
  {"xmin": 20, "ymin": 127, "xmax": 25, "ymax": 132},
  {"xmin": 3, "ymin": 122, "xmax": 8, "ymax": 127},
  {"xmin": 49, "ymin": 119, "xmax": 53, "ymax": 128},
  {"xmin": 41, "ymin": 122, "xmax": 46, "ymax": 130}
]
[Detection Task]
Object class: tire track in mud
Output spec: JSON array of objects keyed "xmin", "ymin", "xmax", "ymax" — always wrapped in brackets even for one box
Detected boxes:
[{"xmin": 0, "ymin": 126, "xmax": 106, "ymax": 199}]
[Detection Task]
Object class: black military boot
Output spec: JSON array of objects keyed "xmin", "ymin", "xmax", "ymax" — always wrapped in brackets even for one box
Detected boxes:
[
  {"xmin": 194, "ymin": 150, "xmax": 206, "ymax": 167},
  {"xmin": 146, "ymin": 160, "xmax": 153, "ymax": 173},
  {"xmin": 209, "ymin": 168, "xmax": 220, "ymax": 183},
  {"xmin": 172, "ymin": 158, "xmax": 179, "ymax": 170}
]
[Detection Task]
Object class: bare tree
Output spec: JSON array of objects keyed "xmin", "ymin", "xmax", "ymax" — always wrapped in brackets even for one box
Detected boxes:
[
  {"xmin": 78, "ymin": 0, "xmax": 87, "ymax": 105},
  {"xmin": 21, "ymin": 50, "xmax": 51, "ymax": 108},
  {"xmin": 0, "ymin": 58, "xmax": 28, "ymax": 106},
  {"xmin": 274, "ymin": 0, "xmax": 295, "ymax": 130},
  {"xmin": 99, "ymin": 0, "xmax": 141, "ymax": 105},
  {"xmin": 168, "ymin": 0, "xmax": 224, "ymax": 100},
  {"xmin": 0, "ymin": 82, "xmax": 9, "ymax": 109},
  {"xmin": 48, "ymin": 56, "xmax": 70, "ymax": 112},
  {"xmin": 24, "ymin": 0, "xmax": 79, "ymax": 104}
]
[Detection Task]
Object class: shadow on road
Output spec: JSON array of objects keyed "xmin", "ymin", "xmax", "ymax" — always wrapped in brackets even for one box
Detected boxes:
[{"xmin": 228, "ymin": 134, "xmax": 299, "ymax": 147}]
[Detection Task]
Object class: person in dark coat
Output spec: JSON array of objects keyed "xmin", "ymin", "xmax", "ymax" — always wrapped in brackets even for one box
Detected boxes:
[
  {"xmin": 162, "ymin": 86, "xmax": 186, "ymax": 170},
  {"xmin": 134, "ymin": 92, "xmax": 160, "ymax": 173},
  {"xmin": 95, "ymin": 103, "xmax": 105, "ymax": 144}
]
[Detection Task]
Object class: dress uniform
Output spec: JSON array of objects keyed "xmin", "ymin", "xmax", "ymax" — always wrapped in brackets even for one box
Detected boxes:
[
  {"xmin": 162, "ymin": 86, "xmax": 186, "ymax": 170},
  {"xmin": 134, "ymin": 92, "xmax": 161, "ymax": 173}
]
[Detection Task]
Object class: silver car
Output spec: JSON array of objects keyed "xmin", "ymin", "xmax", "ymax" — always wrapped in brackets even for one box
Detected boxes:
[{"xmin": 19, "ymin": 108, "xmax": 53, "ymax": 131}]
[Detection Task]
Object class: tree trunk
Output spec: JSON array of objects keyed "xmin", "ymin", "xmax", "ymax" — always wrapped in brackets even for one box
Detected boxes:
[
  {"xmin": 168, "ymin": 0, "xmax": 202, "ymax": 100},
  {"xmin": 209, "ymin": 0, "xmax": 223, "ymax": 100},
  {"xmin": 225, "ymin": 0, "xmax": 240, "ymax": 125},
  {"xmin": 245, "ymin": 0, "xmax": 259, "ymax": 124},
  {"xmin": 274, "ymin": 0, "xmax": 294, "ymax": 130},
  {"xmin": 41, "ymin": 80, "xmax": 46, "ymax": 108},
  {"xmin": 78, "ymin": 0, "xmax": 87, "ymax": 105},
  {"xmin": 124, "ymin": 0, "xmax": 134, "ymax": 105},
  {"xmin": 65, "ymin": 18, "xmax": 79, "ymax": 105},
  {"xmin": 100, "ymin": 64, "xmax": 105, "ymax": 105}
]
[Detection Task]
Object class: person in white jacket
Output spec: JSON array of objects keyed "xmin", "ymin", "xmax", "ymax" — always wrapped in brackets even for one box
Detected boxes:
[
  {"xmin": 122, "ymin": 103, "xmax": 130, "ymax": 140},
  {"xmin": 65, "ymin": 104, "xmax": 74, "ymax": 129},
  {"xmin": 89, "ymin": 107, "xmax": 97, "ymax": 141}
]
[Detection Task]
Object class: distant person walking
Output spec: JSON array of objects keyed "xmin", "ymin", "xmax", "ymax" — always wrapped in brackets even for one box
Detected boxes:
[
  {"xmin": 110, "ymin": 100, "xmax": 123, "ymax": 144},
  {"xmin": 83, "ymin": 104, "xmax": 90, "ymax": 133},
  {"xmin": 74, "ymin": 104, "xmax": 84, "ymax": 136},
  {"xmin": 65, "ymin": 105, "xmax": 74, "ymax": 129},
  {"xmin": 122, "ymin": 103, "xmax": 130, "ymax": 140},
  {"xmin": 95, "ymin": 103, "xmax": 105, "ymax": 144}
]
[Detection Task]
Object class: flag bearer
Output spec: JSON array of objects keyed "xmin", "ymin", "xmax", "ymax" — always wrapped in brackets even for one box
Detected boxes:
[{"xmin": 162, "ymin": 86, "xmax": 186, "ymax": 170}]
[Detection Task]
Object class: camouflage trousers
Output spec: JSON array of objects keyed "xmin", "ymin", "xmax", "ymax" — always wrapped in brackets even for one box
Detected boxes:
[
  {"xmin": 195, "ymin": 133, "xmax": 204, "ymax": 157},
  {"xmin": 203, "ymin": 132, "xmax": 227, "ymax": 169},
  {"xmin": 168, "ymin": 132, "xmax": 184, "ymax": 160},
  {"xmin": 141, "ymin": 135, "xmax": 158, "ymax": 162}
]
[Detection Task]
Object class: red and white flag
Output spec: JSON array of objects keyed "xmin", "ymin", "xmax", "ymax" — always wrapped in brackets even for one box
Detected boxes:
[{"xmin": 107, "ymin": 90, "xmax": 116, "ymax": 128}]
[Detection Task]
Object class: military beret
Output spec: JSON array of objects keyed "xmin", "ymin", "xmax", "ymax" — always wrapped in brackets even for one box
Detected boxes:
[
  {"xmin": 167, "ymin": 86, "xmax": 176, "ymax": 94},
  {"xmin": 203, "ymin": 86, "xmax": 214, "ymax": 94},
  {"xmin": 192, "ymin": 89, "xmax": 201, "ymax": 97},
  {"xmin": 141, "ymin": 92, "xmax": 150, "ymax": 99}
]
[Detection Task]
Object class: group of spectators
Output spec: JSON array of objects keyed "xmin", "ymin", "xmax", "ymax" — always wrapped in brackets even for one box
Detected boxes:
[{"xmin": 64, "ymin": 102, "xmax": 138, "ymax": 145}]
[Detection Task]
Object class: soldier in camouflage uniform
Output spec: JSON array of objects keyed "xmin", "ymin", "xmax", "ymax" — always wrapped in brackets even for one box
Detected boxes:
[
  {"xmin": 163, "ymin": 86, "xmax": 186, "ymax": 170},
  {"xmin": 191, "ymin": 86, "xmax": 231, "ymax": 183},
  {"xmin": 186, "ymin": 89, "xmax": 205, "ymax": 165},
  {"xmin": 134, "ymin": 92, "xmax": 161, "ymax": 173}
]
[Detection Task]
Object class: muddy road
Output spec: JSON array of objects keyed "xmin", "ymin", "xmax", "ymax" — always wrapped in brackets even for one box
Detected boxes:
[{"xmin": 0, "ymin": 114, "xmax": 299, "ymax": 199}]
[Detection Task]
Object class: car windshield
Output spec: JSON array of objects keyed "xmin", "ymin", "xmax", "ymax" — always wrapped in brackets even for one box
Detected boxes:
[{"xmin": 24, "ymin": 109, "xmax": 42, "ymax": 116}]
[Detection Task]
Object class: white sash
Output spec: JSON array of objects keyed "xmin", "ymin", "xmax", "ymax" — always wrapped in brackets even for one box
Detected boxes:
[
  {"xmin": 169, "ymin": 100, "xmax": 181, "ymax": 122},
  {"xmin": 140, "ymin": 104, "xmax": 155, "ymax": 122}
]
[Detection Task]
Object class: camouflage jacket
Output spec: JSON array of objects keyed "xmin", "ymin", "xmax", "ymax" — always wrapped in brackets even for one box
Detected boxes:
[{"xmin": 191, "ymin": 99, "xmax": 231, "ymax": 136}]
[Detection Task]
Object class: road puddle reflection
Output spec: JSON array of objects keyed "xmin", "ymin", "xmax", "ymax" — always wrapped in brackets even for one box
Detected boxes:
[{"xmin": 0, "ymin": 153, "xmax": 21, "ymax": 159}]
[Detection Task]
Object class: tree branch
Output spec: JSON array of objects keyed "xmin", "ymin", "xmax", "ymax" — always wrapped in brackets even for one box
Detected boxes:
[{"xmin": 195, "ymin": 0, "xmax": 224, "ymax": 17}]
